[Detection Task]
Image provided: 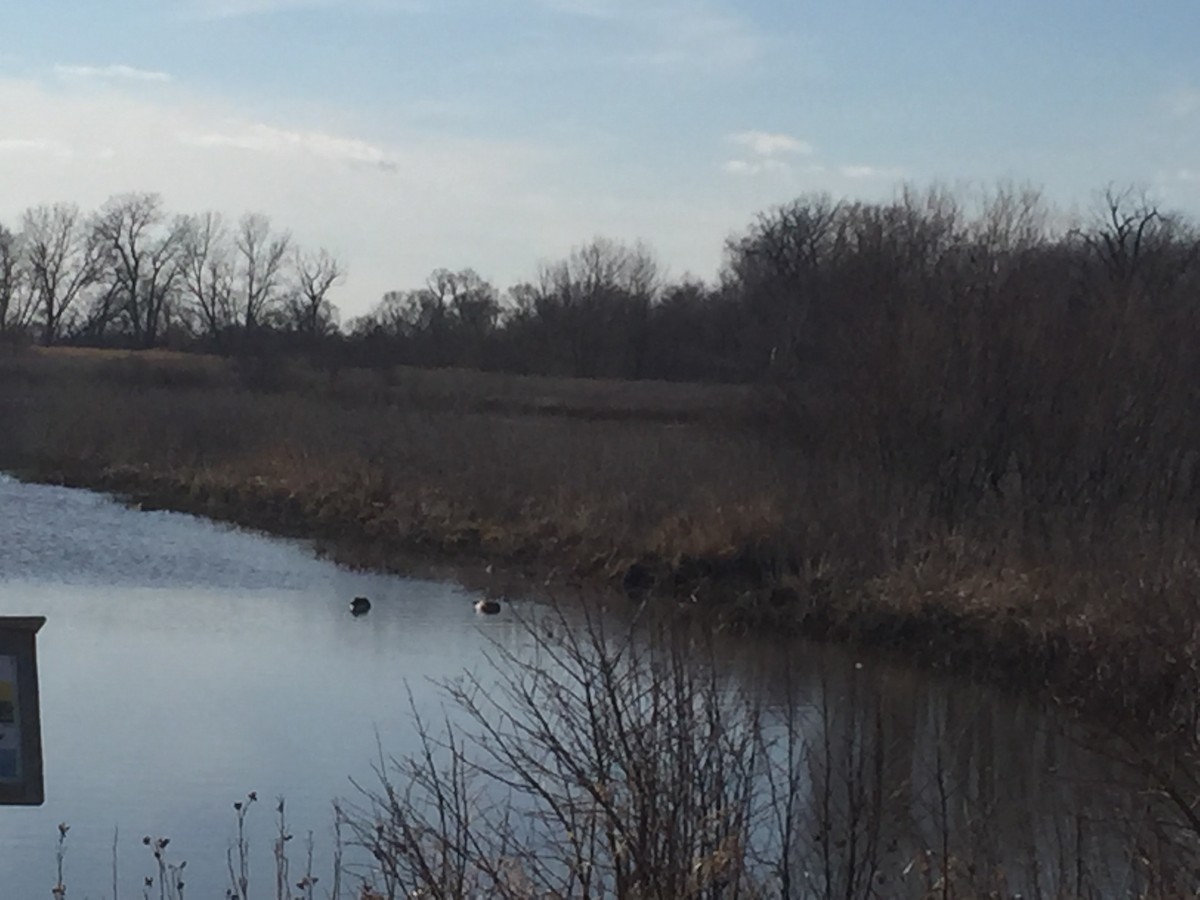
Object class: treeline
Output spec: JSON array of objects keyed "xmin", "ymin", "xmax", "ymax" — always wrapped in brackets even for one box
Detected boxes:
[
  {"xmin": 722, "ymin": 183, "xmax": 1200, "ymax": 524},
  {"xmin": 299, "ymin": 182, "xmax": 1200, "ymax": 393},
  {"xmin": 3, "ymin": 184, "xmax": 1199, "ymax": 396},
  {"xmin": 0, "ymin": 193, "xmax": 343, "ymax": 352}
]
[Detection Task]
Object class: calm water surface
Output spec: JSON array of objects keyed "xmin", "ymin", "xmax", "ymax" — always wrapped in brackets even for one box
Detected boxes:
[
  {"xmin": 0, "ymin": 474, "xmax": 1182, "ymax": 896},
  {"xmin": 0, "ymin": 474, "xmax": 531, "ymax": 895}
]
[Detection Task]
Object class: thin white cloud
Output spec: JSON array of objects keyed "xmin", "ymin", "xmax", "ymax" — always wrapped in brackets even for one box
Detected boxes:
[
  {"xmin": 0, "ymin": 137, "xmax": 74, "ymax": 158},
  {"xmin": 722, "ymin": 129, "xmax": 902, "ymax": 185},
  {"xmin": 724, "ymin": 129, "xmax": 812, "ymax": 178},
  {"xmin": 54, "ymin": 64, "xmax": 172, "ymax": 83},
  {"xmin": 180, "ymin": 123, "xmax": 399, "ymax": 171},
  {"xmin": 722, "ymin": 158, "xmax": 791, "ymax": 177},
  {"xmin": 728, "ymin": 130, "xmax": 812, "ymax": 158},
  {"xmin": 838, "ymin": 164, "xmax": 904, "ymax": 180}
]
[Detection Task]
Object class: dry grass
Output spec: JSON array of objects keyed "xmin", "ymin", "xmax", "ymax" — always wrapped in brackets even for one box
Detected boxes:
[
  {"xmin": 5, "ymin": 347, "xmax": 1200, "ymax": 744},
  {"xmin": 3, "ymin": 368, "xmax": 786, "ymax": 578},
  {"xmin": 4, "ymin": 344, "xmax": 751, "ymax": 424}
]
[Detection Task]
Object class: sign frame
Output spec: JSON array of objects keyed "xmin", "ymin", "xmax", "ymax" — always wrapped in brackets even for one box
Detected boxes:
[{"xmin": 0, "ymin": 617, "xmax": 45, "ymax": 806}]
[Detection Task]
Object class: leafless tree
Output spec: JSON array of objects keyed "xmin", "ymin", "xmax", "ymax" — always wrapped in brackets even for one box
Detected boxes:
[
  {"xmin": 722, "ymin": 195, "xmax": 844, "ymax": 377},
  {"xmin": 968, "ymin": 181, "xmax": 1049, "ymax": 259},
  {"xmin": 540, "ymin": 237, "xmax": 662, "ymax": 377},
  {"xmin": 21, "ymin": 203, "xmax": 104, "ymax": 345},
  {"xmin": 427, "ymin": 268, "xmax": 499, "ymax": 332},
  {"xmin": 0, "ymin": 224, "xmax": 36, "ymax": 337},
  {"xmin": 234, "ymin": 213, "xmax": 290, "ymax": 331},
  {"xmin": 93, "ymin": 192, "xmax": 187, "ymax": 348},
  {"xmin": 1079, "ymin": 186, "xmax": 1199, "ymax": 294},
  {"xmin": 285, "ymin": 247, "xmax": 345, "ymax": 335},
  {"xmin": 1085, "ymin": 186, "xmax": 1162, "ymax": 285},
  {"xmin": 352, "ymin": 269, "xmax": 501, "ymax": 366},
  {"xmin": 179, "ymin": 212, "xmax": 237, "ymax": 345},
  {"xmin": 428, "ymin": 267, "xmax": 501, "ymax": 353},
  {"xmin": 354, "ymin": 290, "xmax": 410, "ymax": 337}
]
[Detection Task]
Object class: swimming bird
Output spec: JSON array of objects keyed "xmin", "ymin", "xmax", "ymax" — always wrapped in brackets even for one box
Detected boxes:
[
  {"xmin": 474, "ymin": 598, "xmax": 502, "ymax": 615},
  {"xmin": 350, "ymin": 596, "xmax": 371, "ymax": 616}
]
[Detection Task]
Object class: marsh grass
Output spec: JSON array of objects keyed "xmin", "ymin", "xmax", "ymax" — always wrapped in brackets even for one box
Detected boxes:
[
  {"xmin": 6, "ymin": 349, "xmax": 1200, "ymax": 745},
  {"xmin": 52, "ymin": 793, "xmax": 340, "ymax": 900}
]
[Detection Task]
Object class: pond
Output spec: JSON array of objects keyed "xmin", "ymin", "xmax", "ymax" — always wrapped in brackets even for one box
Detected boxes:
[
  {"xmin": 0, "ymin": 474, "xmax": 532, "ymax": 895},
  {"xmin": 0, "ymin": 474, "xmax": 1187, "ymax": 896}
]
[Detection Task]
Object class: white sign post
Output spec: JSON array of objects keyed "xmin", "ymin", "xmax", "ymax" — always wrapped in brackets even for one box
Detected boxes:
[{"xmin": 0, "ymin": 617, "xmax": 44, "ymax": 806}]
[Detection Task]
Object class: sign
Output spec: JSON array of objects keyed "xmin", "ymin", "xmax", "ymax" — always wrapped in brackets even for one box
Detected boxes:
[{"xmin": 0, "ymin": 617, "xmax": 44, "ymax": 806}]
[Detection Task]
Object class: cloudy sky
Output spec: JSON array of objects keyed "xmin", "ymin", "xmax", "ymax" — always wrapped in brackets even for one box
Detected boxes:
[{"xmin": 2, "ymin": 0, "xmax": 1198, "ymax": 315}]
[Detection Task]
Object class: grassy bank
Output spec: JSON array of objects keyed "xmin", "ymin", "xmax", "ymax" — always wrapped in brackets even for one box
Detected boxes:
[{"xmin": 4, "ymin": 346, "xmax": 1200, "ymax": 743}]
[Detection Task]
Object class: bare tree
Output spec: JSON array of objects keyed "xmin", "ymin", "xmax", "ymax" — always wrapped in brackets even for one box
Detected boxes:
[
  {"xmin": 21, "ymin": 203, "xmax": 104, "ymax": 345},
  {"xmin": 0, "ymin": 224, "xmax": 36, "ymax": 338},
  {"xmin": 1085, "ymin": 186, "xmax": 1162, "ymax": 286},
  {"xmin": 969, "ymin": 181, "xmax": 1049, "ymax": 259},
  {"xmin": 179, "ymin": 212, "xmax": 237, "ymax": 346},
  {"xmin": 434, "ymin": 268, "xmax": 501, "ymax": 366},
  {"xmin": 539, "ymin": 237, "xmax": 662, "ymax": 377},
  {"xmin": 234, "ymin": 213, "xmax": 290, "ymax": 331},
  {"xmin": 619, "ymin": 241, "xmax": 661, "ymax": 378},
  {"xmin": 432, "ymin": 267, "xmax": 500, "ymax": 333},
  {"xmin": 427, "ymin": 268, "xmax": 492, "ymax": 323},
  {"xmin": 1079, "ymin": 186, "xmax": 1198, "ymax": 294},
  {"xmin": 354, "ymin": 269, "xmax": 501, "ymax": 366},
  {"xmin": 93, "ymin": 193, "xmax": 187, "ymax": 348},
  {"xmin": 285, "ymin": 247, "xmax": 345, "ymax": 335},
  {"xmin": 723, "ymin": 193, "xmax": 853, "ymax": 379},
  {"xmin": 354, "ymin": 289, "xmax": 411, "ymax": 337}
]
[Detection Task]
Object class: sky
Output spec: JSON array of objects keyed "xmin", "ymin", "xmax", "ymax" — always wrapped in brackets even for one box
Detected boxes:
[{"xmin": 1, "ymin": 0, "xmax": 1199, "ymax": 317}]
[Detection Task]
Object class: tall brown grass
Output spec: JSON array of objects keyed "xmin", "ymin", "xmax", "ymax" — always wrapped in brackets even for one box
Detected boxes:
[{"xmin": 4, "ymin": 343, "xmax": 1200, "ymax": 750}]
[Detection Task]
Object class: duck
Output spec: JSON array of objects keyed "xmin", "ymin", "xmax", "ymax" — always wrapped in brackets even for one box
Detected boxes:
[
  {"xmin": 474, "ymin": 598, "xmax": 502, "ymax": 615},
  {"xmin": 350, "ymin": 596, "xmax": 371, "ymax": 616}
]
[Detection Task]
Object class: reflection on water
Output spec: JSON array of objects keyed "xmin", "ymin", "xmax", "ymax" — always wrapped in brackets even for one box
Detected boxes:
[
  {"xmin": 739, "ymin": 648, "xmax": 1176, "ymax": 897},
  {"xmin": 0, "ymin": 475, "xmax": 527, "ymax": 895},
  {"xmin": 0, "ymin": 474, "xmax": 1190, "ymax": 896},
  {"xmin": 359, "ymin": 606, "xmax": 1193, "ymax": 898}
]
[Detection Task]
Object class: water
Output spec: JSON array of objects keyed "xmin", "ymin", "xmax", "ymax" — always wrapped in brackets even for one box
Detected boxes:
[
  {"xmin": 0, "ymin": 474, "xmax": 527, "ymax": 896},
  {"xmin": 0, "ymin": 474, "xmax": 1186, "ymax": 896}
]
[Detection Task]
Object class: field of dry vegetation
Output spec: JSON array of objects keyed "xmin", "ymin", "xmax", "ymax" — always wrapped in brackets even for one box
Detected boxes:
[
  {"xmin": 4, "ymin": 339, "xmax": 1200, "ymax": 754},
  {"xmin": 7, "ymin": 184, "xmax": 1200, "ymax": 775}
]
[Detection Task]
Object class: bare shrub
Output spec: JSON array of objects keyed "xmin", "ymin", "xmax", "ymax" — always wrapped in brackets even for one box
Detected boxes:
[{"xmin": 340, "ymin": 603, "xmax": 1197, "ymax": 899}]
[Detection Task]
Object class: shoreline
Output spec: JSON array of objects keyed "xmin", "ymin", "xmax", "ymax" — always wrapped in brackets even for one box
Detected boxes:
[
  {"xmin": 2, "ymin": 347, "xmax": 1196, "ymax": 747},
  {"xmin": 7, "ymin": 459, "xmax": 1146, "ymax": 738}
]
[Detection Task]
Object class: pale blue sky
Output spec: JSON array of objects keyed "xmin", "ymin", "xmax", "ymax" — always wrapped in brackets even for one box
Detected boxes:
[{"xmin": 1, "ymin": 0, "xmax": 1198, "ymax": 314}]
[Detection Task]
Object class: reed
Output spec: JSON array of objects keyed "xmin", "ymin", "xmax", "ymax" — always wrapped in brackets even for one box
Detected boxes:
[{"xmin": 5, "ymin": 347, "xmax": 1200, "ymax": 745}]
